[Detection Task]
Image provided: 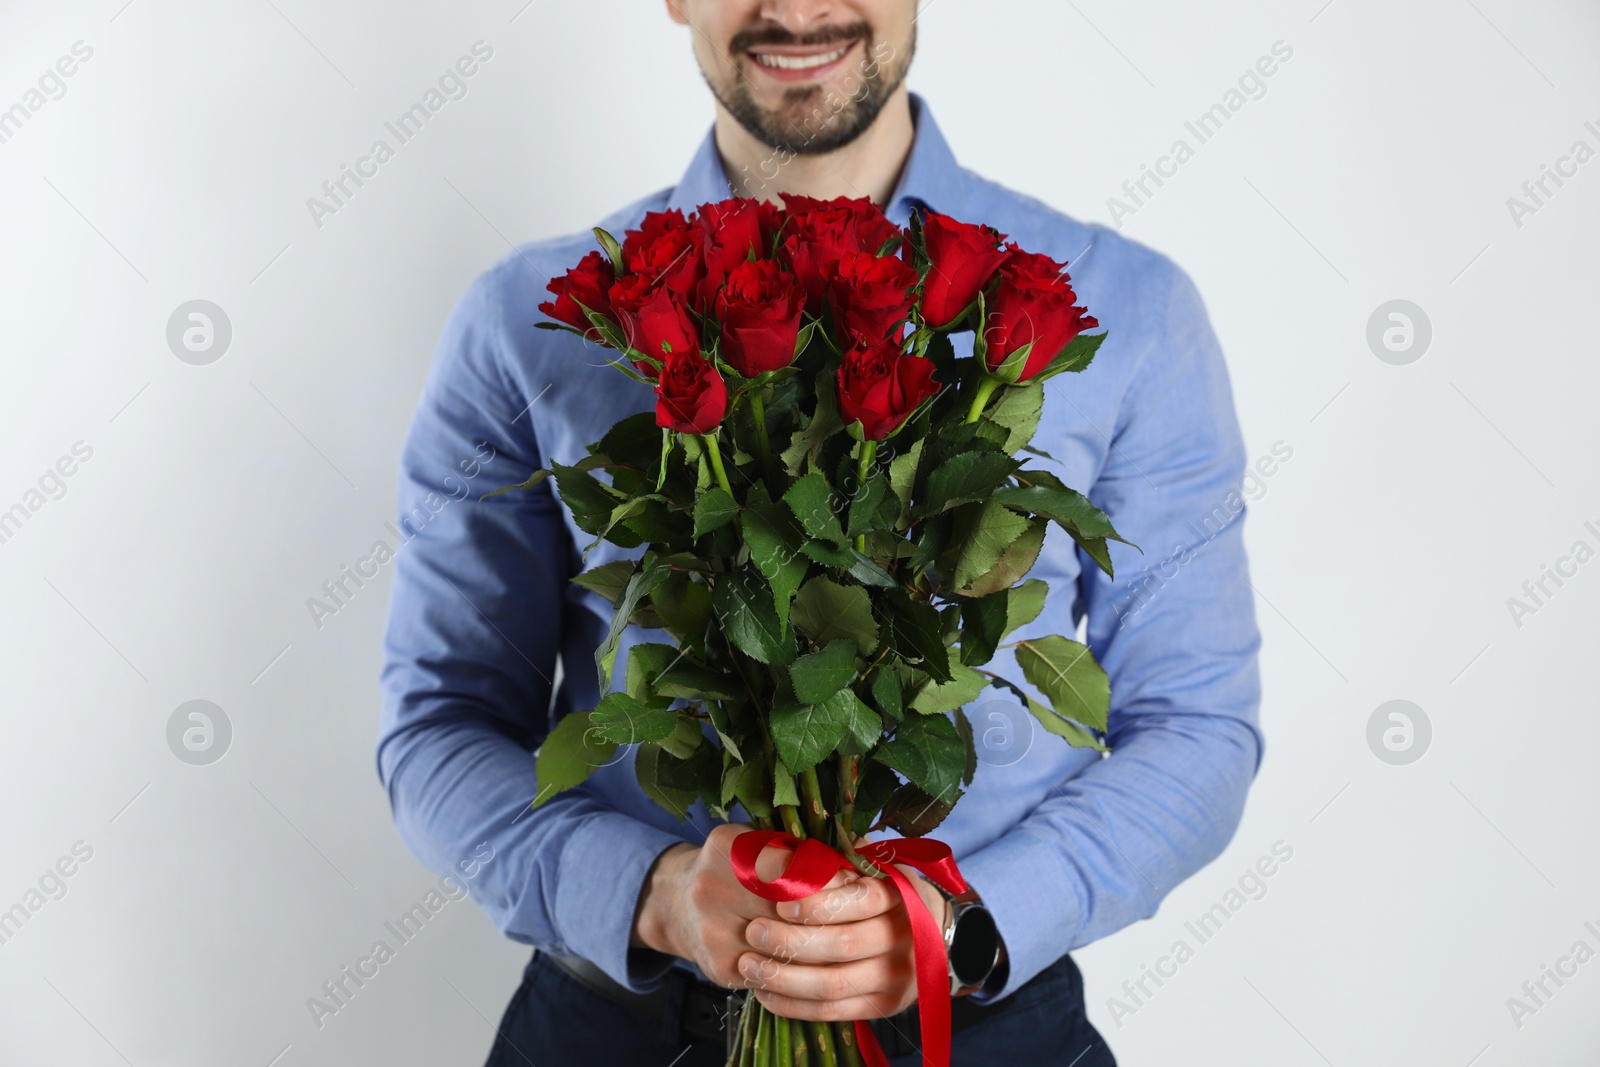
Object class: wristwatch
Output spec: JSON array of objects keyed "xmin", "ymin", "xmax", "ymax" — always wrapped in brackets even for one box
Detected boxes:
[{"xmin": 933, "ymin": 885, "xmax": 1004, "ymax": 996}]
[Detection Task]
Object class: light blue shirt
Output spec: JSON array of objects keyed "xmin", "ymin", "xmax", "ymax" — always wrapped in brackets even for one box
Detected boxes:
[{"xmin": 377, "ymin": 93, "xmax": 1263, "ymax": 1002}]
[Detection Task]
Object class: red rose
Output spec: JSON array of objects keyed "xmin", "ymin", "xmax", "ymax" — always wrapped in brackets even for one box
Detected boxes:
[
  {"xmin": 655, "ymin": 348, "xmax": 728, "ymax": 434},
  {"xmin": 609, "ymin": 281, "xmax": 699, "ymax": 377},
  {"xmin": 779, "ymin": 194, "xmax": 903, "ymax": 311},
  {"xmin": 695, "ymin": 198, "xmax": 765, "ymax": 309},
  {"xmin": 982, "ymin": 245, "xmax": 1099, "ymax": 382},
  {"xmin": 714, "ymin": 259, "xmax": 806, "ymax": 377},
  {"xmin": 836, "ymin": 341, "xmax": 940, "ymax": 441},
  {"xmin": 539, "ymin": 250, "xmax": 616, "ymax": 339},
  {"xmin": 912, "ymin": 211, "xmax": 1010, "ymax": 329},
  {"xmin": 824, "ymin": 251, "xmax": 920, "ymax": 347},
  {"xmin": 621, "ymin": 209, "xmax": 705, "ymax": 303}
]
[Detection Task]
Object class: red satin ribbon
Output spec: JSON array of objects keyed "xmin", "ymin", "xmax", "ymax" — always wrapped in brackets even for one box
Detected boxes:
[{"xmin": 729, "ymin": 828, "xmax": 970, "ymax": 1067}]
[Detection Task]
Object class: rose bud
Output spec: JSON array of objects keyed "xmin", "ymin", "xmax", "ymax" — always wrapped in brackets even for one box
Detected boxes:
[
  {"xmin": 779, "ymin": 194, "xmax": 902, "ymax": 312},
  {"xmin": 538, "ymin": 250, "xmax": 616, "ymax": 339},
  {"xmin": 982, "ymin": 244, "xmax": 1099, "ymax": 383},
  {"xmin": 824, "ymin": 251, "xmax": 920, "ymax": 348},
  {"xmin": 836, "ymin": 340, "xmax": 940, "ymax": 441},
  {"xmin": 655, "ymin": 348, "xmax": 728, "ymax": 435},
  {"xmin": 714, "ymin": 259, "xmax": 806, "ymax": 378},
  {"xmin": 621, "ymin": 209, "xmax": 705, "ymax": 304},
  {"xmin": 695, "ymin": 198, "xmax": 766, "ymax": 309},
  {"xmin": 611, "ymin": 281, "xmax": 699, "ymax": 377},
  {"xmin": 912, "ymin": 211, "xmax": 1010, "ymax": 329}
]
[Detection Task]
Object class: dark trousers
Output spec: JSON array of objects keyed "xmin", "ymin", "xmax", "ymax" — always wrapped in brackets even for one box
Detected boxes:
[{"xmin": 484, "ymin": 948, "xmax": 1116, "ymax": 1067}]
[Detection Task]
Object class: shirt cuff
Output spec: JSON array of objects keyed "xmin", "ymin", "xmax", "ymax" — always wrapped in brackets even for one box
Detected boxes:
[
  {"xmin": 551, "ymin": 808, "xmax": 688, "ymax": 993},
  {"xmin": 955, "ymin": 828, "xmax": 1086, "ymax": 1002}
]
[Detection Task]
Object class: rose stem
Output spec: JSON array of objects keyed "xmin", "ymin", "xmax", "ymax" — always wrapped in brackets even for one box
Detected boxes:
[
  {"xmin": 748, "ymin": 385, "xmax": 779, "ymax": 487},
  {"xmin": 852, "ymin": 439, "xmax": 877, "ymax": 553},
  {"xmin": 737, "ymin": 995, "xmax": 757, "ymax": 1067},
  {"xmin": 774, "ymin": 1011, "xmax": 793, "ymax": 1067},
  {"xmin": 806, "ymin": 1020, "xmax": 839, "ymax": 1067},
  {"xmin": 963, "ymin": 374, "xmax": 1002, "ymax": 424},
  {"xmin": 797, "ymin": 767, "xmax": 829, "ymax": 841},
  {"xmin": 756, "ymin": 1001, "xmax": 775, "ymax": 1067},
  {"xmin": 791, "ymin": 1018, "xmax": 812, "ymax": 1066},
  {"xmin": 835, "ymin": 1020, "xmax": 867, "ymax": 1067},
  {"xmin": 701, "ymin": 431, "xmax": 735, "ymax": 495}
]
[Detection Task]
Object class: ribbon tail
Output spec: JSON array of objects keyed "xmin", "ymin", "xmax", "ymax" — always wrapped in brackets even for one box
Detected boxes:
[
  {"xmin": 855, "ymin": 1019, "xmax": 892, "ymax": 1067},
  {"xmin": 876, "ymin": 862, "xmax": 952, "ymax": 1067}
]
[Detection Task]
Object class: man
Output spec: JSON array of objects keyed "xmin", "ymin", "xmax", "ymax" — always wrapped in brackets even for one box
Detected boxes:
[{"xmin": 377, "ymin": 2, "xmax": 1263, "ymax": 1064}]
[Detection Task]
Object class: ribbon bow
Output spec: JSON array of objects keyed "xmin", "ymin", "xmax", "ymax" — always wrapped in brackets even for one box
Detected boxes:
[{"xmin": 729, "ymin": 828, "xmax": 970, "ymax": 1067}]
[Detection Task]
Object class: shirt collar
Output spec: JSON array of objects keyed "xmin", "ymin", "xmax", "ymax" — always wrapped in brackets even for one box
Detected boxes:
[{"xmin": 665, "ymin": 92, "xmax": 970, "ymax": 224}]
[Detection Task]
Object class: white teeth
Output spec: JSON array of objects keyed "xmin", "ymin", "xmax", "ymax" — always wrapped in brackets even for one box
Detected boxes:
[{"xmin": 752, "ymin": 46, "xmax": 849, "ymax": 71}]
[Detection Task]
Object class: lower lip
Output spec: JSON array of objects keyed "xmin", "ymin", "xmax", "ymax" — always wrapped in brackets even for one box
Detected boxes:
[{"xmin": 746, "ymin": 40, "xmax": 858, "ymax": 84}]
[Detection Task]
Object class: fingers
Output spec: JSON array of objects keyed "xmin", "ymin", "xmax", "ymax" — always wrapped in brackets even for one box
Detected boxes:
[
  {"xmin": 773, "ymin": 872, "xmax": 899, "ymax": 925},
  {"xmin": 745, "ymin": 914, "xmax": 897, "ymax": 964},
  {"xmin": 737, "ymin": 952, "xmax": 907, "ymax": 1010}
]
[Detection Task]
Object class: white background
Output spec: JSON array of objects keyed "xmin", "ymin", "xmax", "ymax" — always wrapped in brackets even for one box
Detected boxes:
[{"xmin": 1, "ymin": 1, "xmax": 1597, "ymax": 1065}]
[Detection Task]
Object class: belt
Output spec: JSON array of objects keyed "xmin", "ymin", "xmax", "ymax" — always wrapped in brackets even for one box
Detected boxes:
[{"xmin": 539, "ymin": 950, "xmax": 995, "ymax": 1058}]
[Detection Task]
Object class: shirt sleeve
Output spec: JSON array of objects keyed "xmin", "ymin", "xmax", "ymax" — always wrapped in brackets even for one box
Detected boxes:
[
  {"xmin": 957, "ymin": 259, "xmax": 1265, "ymax": 1002},
  {"xmin": 376, "ymin": 266, "xmax": 685, "ymax": 992}
]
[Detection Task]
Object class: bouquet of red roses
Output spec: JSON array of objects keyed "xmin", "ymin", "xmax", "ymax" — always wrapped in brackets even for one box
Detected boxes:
[{"xmin": 509, "ymin": 193, "xmax": 1129, "ymax": 1067}]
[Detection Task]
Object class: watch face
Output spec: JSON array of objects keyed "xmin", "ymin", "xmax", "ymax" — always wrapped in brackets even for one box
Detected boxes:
[{"xmin": 949, "ymin": 904, "xmax": 1000, "ymax": 986}]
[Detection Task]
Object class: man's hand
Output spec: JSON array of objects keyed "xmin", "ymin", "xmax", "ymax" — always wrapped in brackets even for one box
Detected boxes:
[
  {"xmin": 630, "ymin": 824, "xmax": 949, "ymax": 1021},
  {"xmin": 739, "ymin": 849, "xmax": 949, "ymax": 1022}
]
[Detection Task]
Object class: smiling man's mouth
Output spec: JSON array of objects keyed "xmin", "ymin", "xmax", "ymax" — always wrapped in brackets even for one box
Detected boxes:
[{"xmin": 749, "ymin": 43, "xmax": 853, "ymax": 71}]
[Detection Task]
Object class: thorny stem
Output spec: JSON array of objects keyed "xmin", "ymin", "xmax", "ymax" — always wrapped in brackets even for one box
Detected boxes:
[
  {"xmin": 703, "ymin": 431, "xmax": 735, "ymax": 495},
  {"xmin": 748, "ymin": 385, "xmax": 779, "ymax": 488},
  {"xmin": 852, "ymin": 439, "xmax": 877, "ymax": 553},
  {"xmin": 964, "ymin": 374, "xmax": 1002, "ymax": 424},
  {"xmin": 798, "ymin": 766, "xmax": 829, "ymax": 842}
]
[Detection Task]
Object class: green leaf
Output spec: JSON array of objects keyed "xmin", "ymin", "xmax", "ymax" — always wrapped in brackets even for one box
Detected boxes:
[
  {"xmin": 796, "ymin": 542, "xmax": 898, "ymax": 588},
  {"xmin": 983, "ymin": 381, "xmax": 1044, "ymax": 455},
  {"xmin": 655, "ymin": 740, "xmax": 720, "ymax": 797},
  {"xmin": 658, "ymin": 714, "xmax": 705, "ymax": 760},
  {"xmin": 846, "ymin": 474, "xmax": 900, "ymax": 537},
  {"xmin": 532, "ymin": 710, "xmax": 617, "ymax": 811},
  {"xmin": 959, "ymin": 589, "xmax": 1008, "ymax": 667},
  {"xmin": 650, "ymin": 572, "xmax": 713, "ymax": 652},
  {"xmin": 850, "ymin": 760, "xmax": 901, "ymax": 835},
  {"xmin": 1004, "ymin": 579, "xmax": 1048, "ymax": 638},
  {"xmin": 788, "ymin": 639, "xmax": 858, "ymax": 705},
  {"xmin": 590, "ymin": 692, "xmax": 677, "ymax": 744},
  {"xmin": 951, "ymin": 499, "xmax": 1031, "ymax": 590},
  {"xmin": 995, "ymin": 479, "xmax": 1126, "ymax": 543},
  {"xmin": 625, "ymin": 643, "xmax": 680, "ymax": 706},
  {"xmin": 880, "ymin": 781, "xmax": 962, "ymax": 837},
  {"xmin": 706, "ymin": 701, "xmax": 744, "ymax": 762},
  {"xmin": 791, "ymin": 577, "xmax": 879, "ymax": 655},
  {"xmin": 956, "ymin": 518, "xmax": 1047, "ymax": 598},
  {"xmin": 552, "ymin": 461, "xmax": 623, "ymax": 536},
  {"xmin": 692, "ymin": 487, "xmax": 741, "ymax": 539},
  {"xmin": 871, "ymin": 668, "xmax": 903, "ymax": 721},
  {"xmin": 570, "ymin": 560, "xmax": 634, "ymax": 605},
  {"xmin": 635, "ymin": 743, "xmax": 695, "ymax": 821},
  {"xmin": 655, "ymin": 662, "xmax": 742, "ymax": 701},
  {"xmin": 780, "ymin": 379, "xmax": 843, "ymax": 477},
  {"xmin": 1024, "ymin": 694, "xmax": 1108, "ymax": 751},
  {"xmin": 887, "ymin": 439, "xmax": 923, "ymax": 525},
  {"xmin": 770, "ymin": 690, "xmax": 859, "ymax": 774},
  {"xmin": 741, "ymin": 500, "xmax": 810, "ymax": 632},
  {"xmin": 593, "ymin": 226, "xmax": 625, "ymax": 272},
  {"xmin": 595, "ymin": 411, "xmax": 662, "ymax": 469},
  {"xmin": 914, "ymin": 451, "xmax": 1020, "ymax": 517},
  {"xmin": 836, "ymin": 690, "xmax": 883, "ymax": 757},
  {"xmin": 909, "ymin": 664, "xmax": 990, "ymax": 715},
  {"xmin": 1015, "ymin": 635, "xmax": 1110, "ymax": 732},
  {"xmin": 596, "ymin": 558, "xmax": 671, "ymax": 689},
  {"xmin": 728, "ymin": 760, "xmax": 772, "ymax": 817},
  {"xmin": 955, "ymin": 707, "xmax": 978, "ymax": 787},
  {"xmin": 480, "ymin": 467, "xmax": 552, "ymax": 500},
  {"xmin": 882, "ymin": 588, "xmax": 951, "ymax": 684},
  {"xmin": 784, "ymin": 471, "xmax": 848, "ymax": 545},
  {"xmin": 772, "ymin": 758, "xmax": 800, "ymax": 807},
  {"xmin": 713, "ymin": 567, "xmax": 795, "ymax": 665},
  {"xmin": 1032, "ymin": 331, "xmax": 1106, "ymax": 382},
  {"xmin": 877, "ymin": 713, "xmax": 965, "ymax": 803}
]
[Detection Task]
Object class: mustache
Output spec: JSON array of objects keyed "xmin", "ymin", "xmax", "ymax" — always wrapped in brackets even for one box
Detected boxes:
[{"xmin": 730, "ymin": 21, "xmax": 871, "ymax": 53}]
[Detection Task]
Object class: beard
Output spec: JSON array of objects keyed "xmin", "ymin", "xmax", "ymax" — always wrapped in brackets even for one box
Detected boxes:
[{"xmin": 706, "ymin": 21, "xmax": 915, "ymax": 157}]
